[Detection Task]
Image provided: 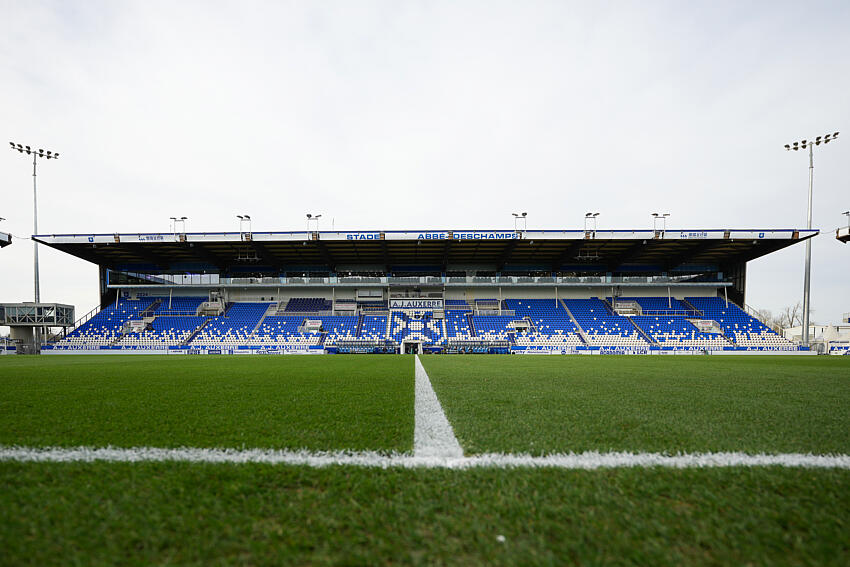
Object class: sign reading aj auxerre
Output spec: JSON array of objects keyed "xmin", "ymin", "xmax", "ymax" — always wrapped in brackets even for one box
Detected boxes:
[{"xmin": 389, "ymin": 298, "xmax": 444, "ymax": 310}]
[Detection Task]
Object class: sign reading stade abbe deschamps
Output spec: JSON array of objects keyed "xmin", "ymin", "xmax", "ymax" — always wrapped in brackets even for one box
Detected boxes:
[{"xmin": 340, "ymin": 231, "xmax": 519, "ymax": 241}]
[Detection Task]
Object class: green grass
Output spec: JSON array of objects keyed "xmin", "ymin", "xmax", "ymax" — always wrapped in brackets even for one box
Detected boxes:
[
  {"xmin": 2, "ymin": 354, "xmax": 850, "ymax": 565},
  {"xmin": 1, "ymin": 462, "xmax": 848, "ymax": 566},
  {"xmin": 0, "ymin": 355, "xmax": 413, "ymax": 451},
  {"xmin": 421, "ymin": 355, "xmax": 850, "ymax": 455}
]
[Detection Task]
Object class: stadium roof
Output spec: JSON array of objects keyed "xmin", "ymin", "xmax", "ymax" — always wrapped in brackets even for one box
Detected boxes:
[{"xmin": 33, "ymin": 228, "xmax": 817, "ymax": 274}]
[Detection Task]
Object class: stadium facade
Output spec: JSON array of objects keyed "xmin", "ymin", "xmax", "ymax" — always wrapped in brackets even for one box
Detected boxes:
[{"xmin": 13, "ymin": 226, "xmax": 823, "ymax": 355}]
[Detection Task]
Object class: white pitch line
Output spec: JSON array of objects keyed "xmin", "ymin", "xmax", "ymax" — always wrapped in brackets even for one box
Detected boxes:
[
  {"xmin": 1, "ymin": 446, "xmax": 850, "ymax": 469},
  {"xmin": 414, "ymin": 354, "xmax": 464, "ymax": 460}
]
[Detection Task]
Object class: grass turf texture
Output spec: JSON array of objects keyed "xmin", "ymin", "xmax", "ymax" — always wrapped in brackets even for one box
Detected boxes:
[
  {"xmin": 421, "ymin": 355, "xmax": 850, "ymax": 455},
  {"xmin": 0, "ymin": 355, "xmax": 413, "ymax": 451},
  {"xmin": 1, "ymin": 462, "xmax": 848, "ymax": 566}
]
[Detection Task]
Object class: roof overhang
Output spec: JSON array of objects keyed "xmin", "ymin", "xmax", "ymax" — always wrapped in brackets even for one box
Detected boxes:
[{"xmin": 32, "ymin": 228, "xmax": 818, "ymax": 274}]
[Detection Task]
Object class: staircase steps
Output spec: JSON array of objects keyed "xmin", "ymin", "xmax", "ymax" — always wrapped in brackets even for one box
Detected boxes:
[
  {"xmin": 680, "ymin": 298, "xmax": 704, "ymax": 317},
  {"xmin": 466, "ymin": 313, "xmax": 477, "ymax": 337},
  {"xmin": 251, "ymin": 303, "xmax": 279, "ymax": 334},
  {"xmin": 355, "ymin": 313, "xmax": 364, "ymax": 338},
  {"xmin": 560, "ymin": 300, "xmax": 590, "ymax": 345},
  {"xmin": 140, "ymin": 299, "xmax": 162, "ymax": 318},
  {"xmin": 182, "ymin": 319, "xmax": 210, "ymax": 346},
  {"xmin": 627, "ymin": 319, "xmax": 657, "ymax": 346}
]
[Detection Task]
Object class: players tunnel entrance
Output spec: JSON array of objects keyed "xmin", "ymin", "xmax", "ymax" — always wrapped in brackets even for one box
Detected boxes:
[{"xmin": 402, "ymin": 340, "xmax": 422, "ymax": 355}]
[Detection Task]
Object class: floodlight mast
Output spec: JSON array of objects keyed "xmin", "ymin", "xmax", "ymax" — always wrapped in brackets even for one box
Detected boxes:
[
  {"xmin": 784, "ymin": 131, "xmax": 839, "ymax": 348},
  {"xmin": 306, "ymin": 213, "xmax": 322, "ymax": 231},
  {"xmin": 9, "ymin": 142, "xmax": 59, "ymax": 305},
  {"xmin": 584, "ymin": 212, "xmax": 600, "ymax": 233},
  {"xmin": 511, "ymin": 212, "xmax": 528, "ymax": 231}
]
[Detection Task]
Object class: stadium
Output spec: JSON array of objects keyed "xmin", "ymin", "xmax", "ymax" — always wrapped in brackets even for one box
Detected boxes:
[
  {"xmin": 6, "ymin": 225, "xmax": 820, "ymax": 355},
  {"xmin": 3, "ymin": 3, "xmax": 850, "ymax": 565}
]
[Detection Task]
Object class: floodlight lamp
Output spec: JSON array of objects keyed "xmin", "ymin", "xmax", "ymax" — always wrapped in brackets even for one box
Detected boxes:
[
  {"xmin": 38, "ymin": 148, "xmax": 43, "ymax": 153},
  {"xmin": 784, "ymin": 144, "xmax": 790, "ymax": 150},
  {"xmin": 306, "ymin": 214, "xmax": 312, "ymax": 218},
  {"xmin": 243, "ymin": 215, "xmax": 250, "ymax": 219},
  {"xmin": 834, "ymin": 132, "xmax": 840, "ymax": 137},
  {"xmin": 522, "ymin": 212, "xmax": 527, "ymax": 217},
  {"xmin": 54, "ymin": 153, "xmax": 59, "ymax": 158},
  {"xmin": 180, "ymin": 216, "xmax": 187, "ymax": 220},
  {"xmin": 25, "ymin": 145, "xmax": 30, "ymax": 151}
]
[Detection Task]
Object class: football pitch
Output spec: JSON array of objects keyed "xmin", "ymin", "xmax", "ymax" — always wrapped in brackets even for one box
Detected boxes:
[{"xmin": 1, "ymin": 354, "xmax": 849, "ymax": 565}]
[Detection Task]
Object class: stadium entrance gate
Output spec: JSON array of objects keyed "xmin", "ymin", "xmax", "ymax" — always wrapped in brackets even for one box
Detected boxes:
[{"xmin": 402, "ymin": 340, "xmax": 422, "ymax": 355}]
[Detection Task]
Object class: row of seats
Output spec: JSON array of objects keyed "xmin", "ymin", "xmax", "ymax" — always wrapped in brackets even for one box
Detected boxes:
[{"xmin": 284, "ymin": 297, "xmax": 332, "ymax": 312}]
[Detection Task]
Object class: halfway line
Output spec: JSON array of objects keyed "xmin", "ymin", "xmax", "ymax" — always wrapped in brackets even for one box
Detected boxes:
[{"xmin": 414, "ymin": 354, "xmax": 464, "ymax": 459}]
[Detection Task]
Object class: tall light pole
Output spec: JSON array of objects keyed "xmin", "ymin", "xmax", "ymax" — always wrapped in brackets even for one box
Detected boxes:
[
  {"xmin": 584, "ymin": 212, "xmax": 600, "ymax": 233},
  {"xmin": 237, "ymin": 214, "xmax": 252, "ymax": 238},
  {"xmin": 306, "ymin": 213, "xmax": 322, "ymax": 231},
  {"xmin": 170, "ymin": 216, "xmax": 187, "ymax": 236},
  {"xmin": 651, "ymin": 212, "xmax": 670, "ymax": 233},
  {"xmin": 512, "ymin": 212, "xmax": 527, "ymax": 231},
  {"xmin": 784, "ymin": 131, "xmax": 839, "ymax": 347},
  {"xmin": 9, "ymin": 142, "xmax": 59, "ymax": 305}
]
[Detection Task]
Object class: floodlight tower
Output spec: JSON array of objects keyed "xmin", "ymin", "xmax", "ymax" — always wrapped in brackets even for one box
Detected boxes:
[
  {"xmin": 584, "ymin": 212, "xmax": 600, "ymax": 234},
  {"xmin": 784, "ymin": 131, "xmax": 839, "ymax": 347},
  {"xmin": 9, "ymin": 142, "xmax": 60, "ymax": 305},
  {"xmin": 651, "ymin": 213, "xmax": 670, "ymax": 233},
  {"xmin": 306, "ymin": 213, "xmax": 322, "ymax": 231},
  {"xmin": 512, "ymin": 212, "xmax": 528, "ymax": 231}
]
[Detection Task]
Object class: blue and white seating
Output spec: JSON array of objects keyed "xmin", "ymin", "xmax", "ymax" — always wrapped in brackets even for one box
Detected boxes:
[
  {"xmin": 190, "ymin": 303, "xmax": 271, "ymax": 347},
  {"xmin": 358, "ymin": 315, "xmax": 388, "ymax": 341},
  {"xmin": 54, "ymin": 298, "xmax": 156, "ymax": 346},
  {"xmin": 252, "ymin": 316, "xmax": 320, "ymax": 346},
  {"xmin": 564, "ymin": 298, "xmax": 648, "ymax": 347},
  {"xmin": 390, "ymin": 310, "xmax": 443, "ymax": 344},
  {"xmin": 686, "ymin": 297, "xmax": 793, "ymax": 348},
  {"xmin": 505, "ymin": 299, "xmax": 584, "ymax": 347},
  {"xmin": 117, "ymin": 316, "xmax": 207, "ymax": 347}
]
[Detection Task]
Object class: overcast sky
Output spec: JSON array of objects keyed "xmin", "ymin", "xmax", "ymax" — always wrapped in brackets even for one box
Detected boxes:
[{"xmin": 1, "ymin": 0, "xmax": 848, "ymax": 328}]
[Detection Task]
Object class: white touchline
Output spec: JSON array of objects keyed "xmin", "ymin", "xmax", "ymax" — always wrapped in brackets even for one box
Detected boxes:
[
  {"xmin": 414, "ymin": 354, "xmax": 464, "ymax": 459},
  {"xmin": 1, "ymin": 446, "xmax": 849, "ymax": 469}
]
